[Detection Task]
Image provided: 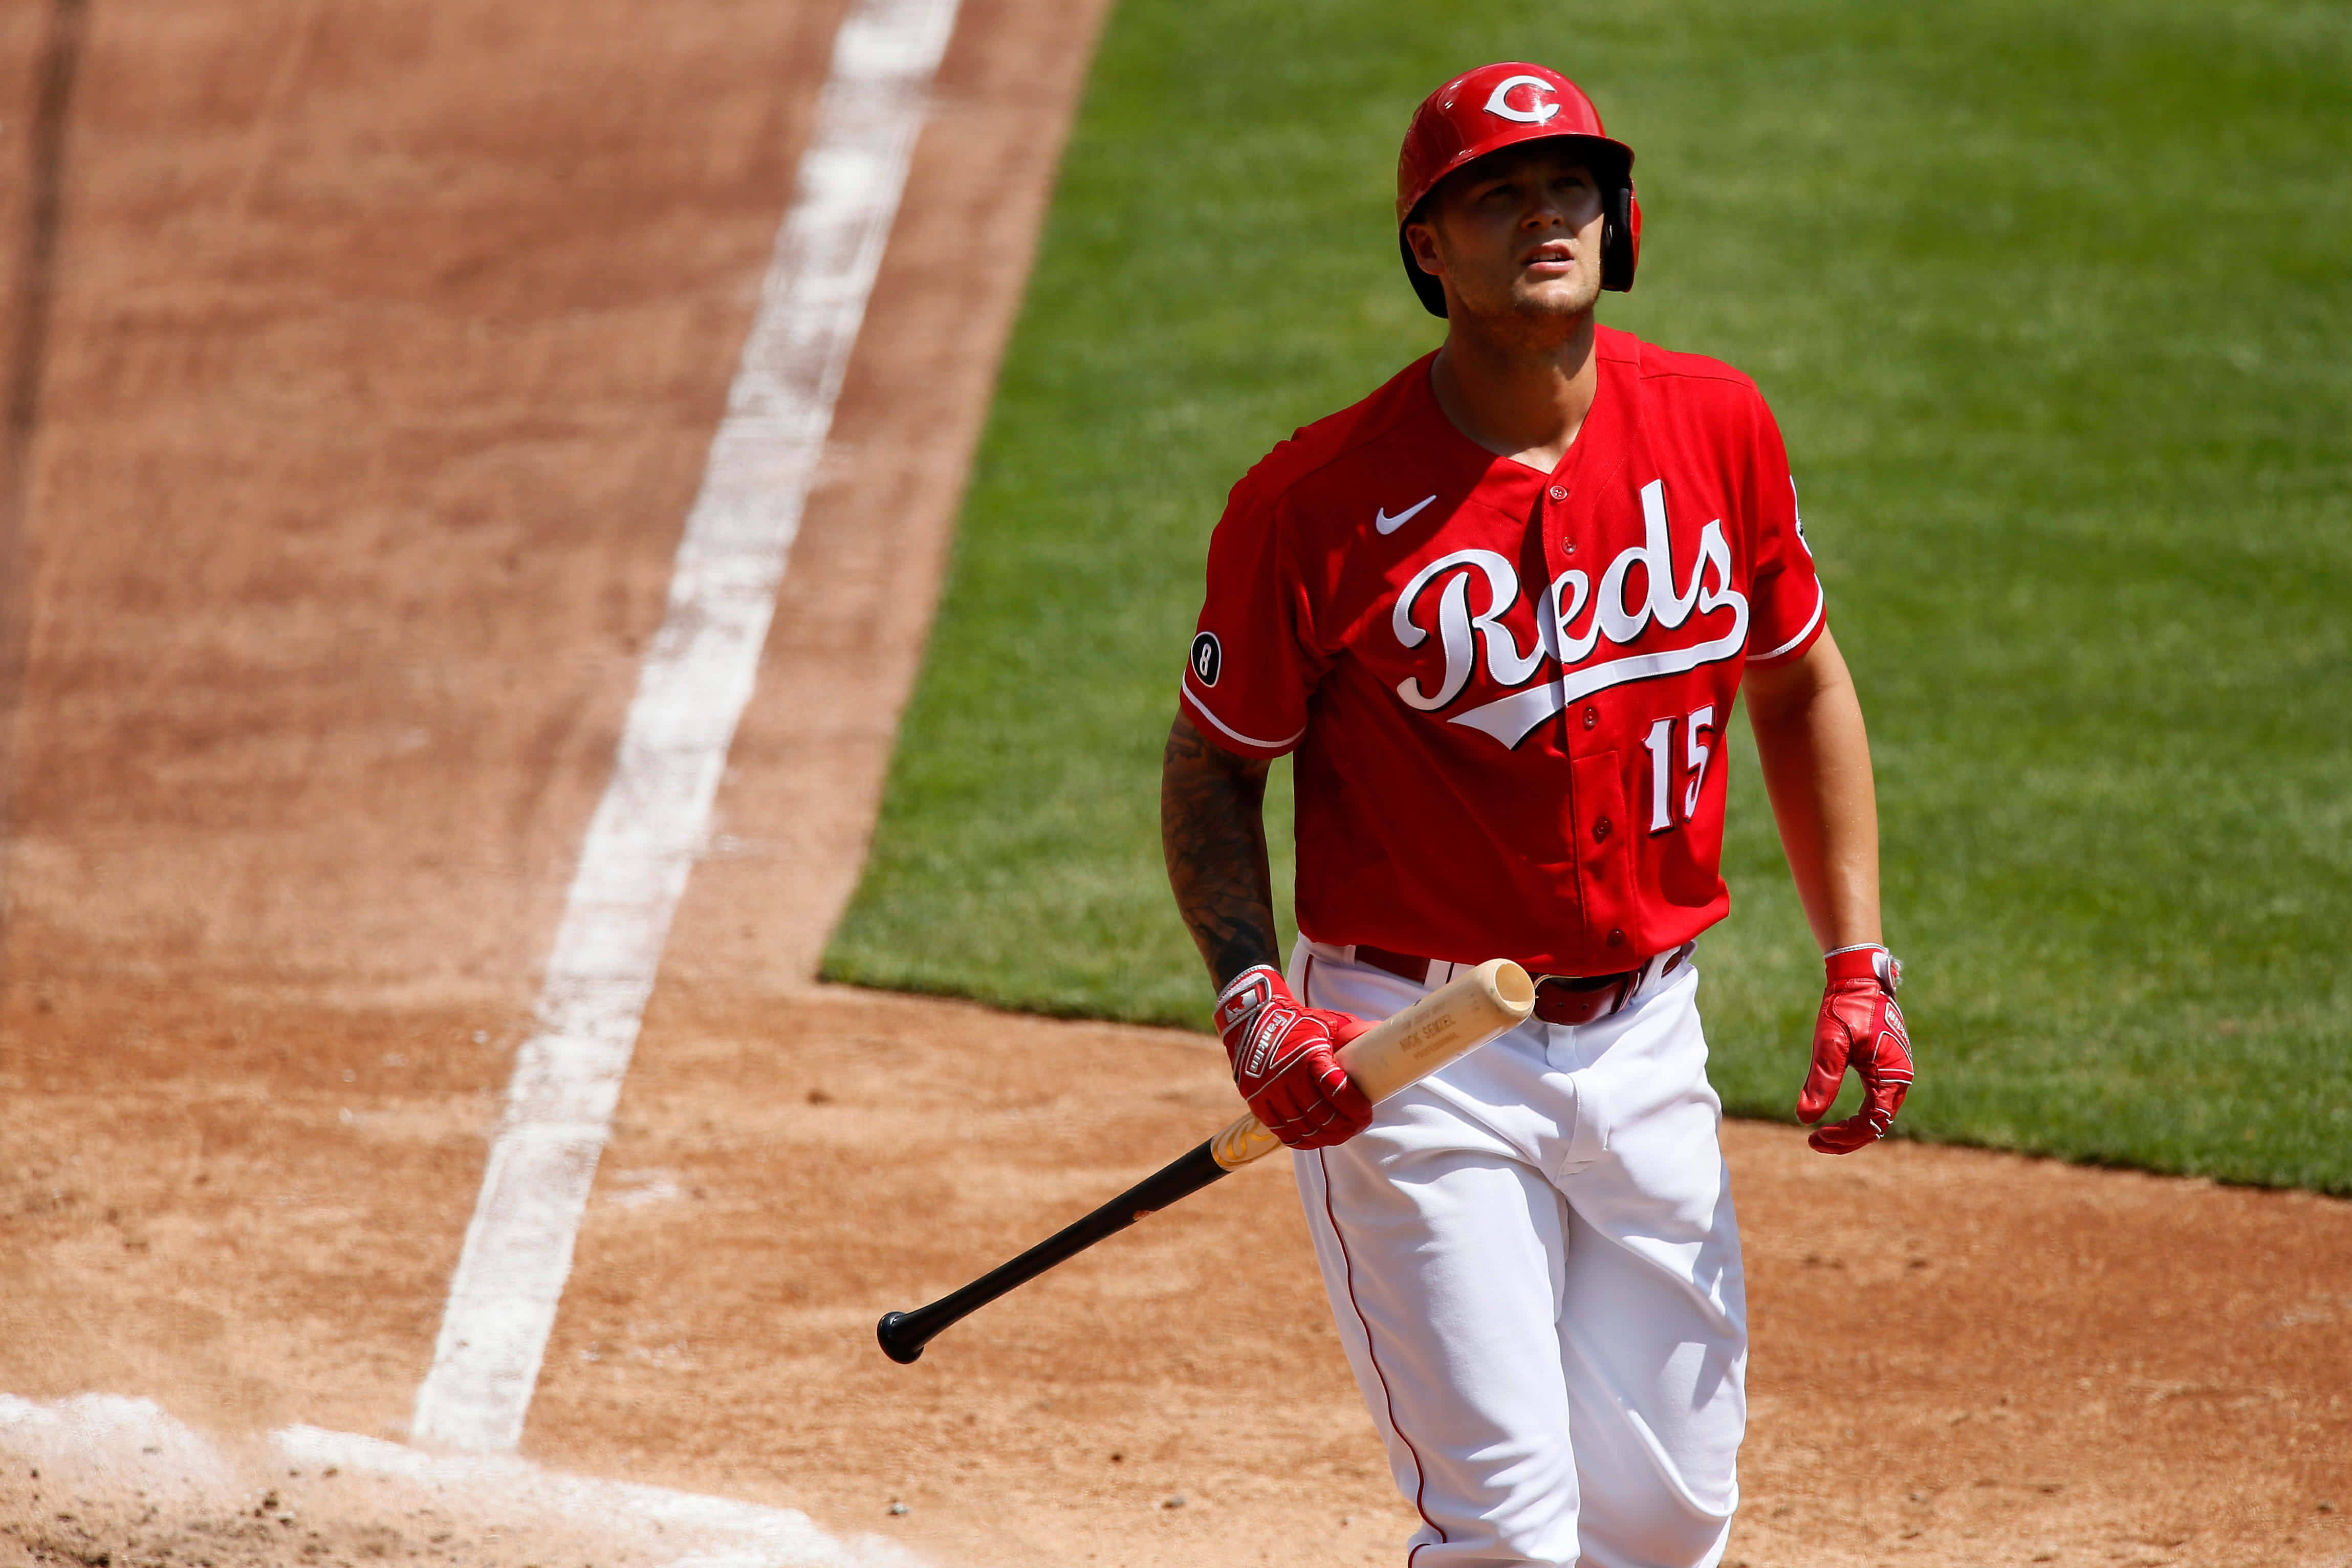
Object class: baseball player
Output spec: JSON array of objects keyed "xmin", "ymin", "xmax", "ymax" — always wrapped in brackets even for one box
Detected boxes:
[{"xmin": 1160, "ymin": 62, "xmax": 1912, "ymax": 1567}]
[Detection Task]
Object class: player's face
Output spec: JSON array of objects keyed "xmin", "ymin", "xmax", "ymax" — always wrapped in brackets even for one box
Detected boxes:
[{"xmin": 1407, "ymin": 146, "xmax": 1608, "ymax": 324}]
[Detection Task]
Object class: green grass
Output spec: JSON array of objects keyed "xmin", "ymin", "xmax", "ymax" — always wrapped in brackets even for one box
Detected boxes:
[{"xmin": 824, "ymin": 0, "xmax": 2352, "ymax": 1191}]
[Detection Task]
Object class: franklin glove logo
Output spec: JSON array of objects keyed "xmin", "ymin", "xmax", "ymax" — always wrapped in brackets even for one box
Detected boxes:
[{"xmin": 1244, "ymin": 1008, "xmax": 1304, "ymax": 1080}]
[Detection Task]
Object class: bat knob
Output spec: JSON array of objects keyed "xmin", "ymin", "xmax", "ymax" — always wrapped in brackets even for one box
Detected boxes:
[{"xmin": 876, "ymin": 1311, "xmax": 926, "ymax": 1364}]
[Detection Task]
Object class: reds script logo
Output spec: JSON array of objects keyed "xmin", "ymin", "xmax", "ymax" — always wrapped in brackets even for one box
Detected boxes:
[{"xmin": 1390, "ymin": 480, "xmax": 1748, "ymax": 747}]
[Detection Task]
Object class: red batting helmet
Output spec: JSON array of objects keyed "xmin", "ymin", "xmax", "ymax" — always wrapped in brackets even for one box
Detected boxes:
[{"xmin": 1396, "ymin": 62, "xmax": 1642, "ymax": 316}]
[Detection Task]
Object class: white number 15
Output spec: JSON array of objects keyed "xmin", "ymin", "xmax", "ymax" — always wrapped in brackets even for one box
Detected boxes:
[{"xmin": 1641, "ymin": 704, "xmax": 1717, "ymax": 834}]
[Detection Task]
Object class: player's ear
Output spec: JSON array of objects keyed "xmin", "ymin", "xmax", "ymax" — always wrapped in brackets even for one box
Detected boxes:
[
  {"xmin": 1398, "ymin": 201, "xmax": 1450, "ymax": 318},
  {"xmin": 1401, "ymin": 220, "xmax": 1444, "ymax": 280}
]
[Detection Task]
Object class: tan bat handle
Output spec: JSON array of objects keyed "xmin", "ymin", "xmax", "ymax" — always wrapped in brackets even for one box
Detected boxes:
[{"xmin": 1208, "ymin": 957, "xmax": 1537, "ymax": 1170}]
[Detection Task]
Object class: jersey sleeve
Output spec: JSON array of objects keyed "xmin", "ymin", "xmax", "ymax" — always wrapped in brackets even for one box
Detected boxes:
[
  {"xmin": 1180, "ymin": 461, "xmax": 1327, "ymax": 759},
  {"xmin": 1741, "ymin": 393, "xmax": 1827, "ymax": 667}
]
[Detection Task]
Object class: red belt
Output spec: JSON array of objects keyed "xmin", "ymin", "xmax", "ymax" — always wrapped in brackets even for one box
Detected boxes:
[{"xmin": 1352, "ymin": 942, "xmax": 1693, "ymax": 1027}]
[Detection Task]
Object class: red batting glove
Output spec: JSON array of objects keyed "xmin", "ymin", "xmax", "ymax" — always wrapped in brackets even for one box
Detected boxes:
[
  {"xmin": 1797, "ymin": 944, "xmax": 1913, "ymax": 1155},
  {"xmin": 1214, "ymin": 965, "xmax": 1374, "ymax": 1150}
]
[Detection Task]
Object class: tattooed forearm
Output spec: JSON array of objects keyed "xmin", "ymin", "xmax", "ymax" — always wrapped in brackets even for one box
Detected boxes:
[{"xmin": 1162, "ymin": 712, "xmax": 1281, "ymax": 990}]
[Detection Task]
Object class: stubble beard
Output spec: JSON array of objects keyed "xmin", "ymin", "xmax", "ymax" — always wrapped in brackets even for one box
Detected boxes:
[{"xmin": 1460, "ymin": 268, "xmax": 1599, "ymax": 355}]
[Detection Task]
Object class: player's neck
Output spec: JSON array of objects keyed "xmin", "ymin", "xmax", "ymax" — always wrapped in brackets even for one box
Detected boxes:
[{"xmin": 1429, "ymin": 312, "xmax": 1599, "ymax": 473}]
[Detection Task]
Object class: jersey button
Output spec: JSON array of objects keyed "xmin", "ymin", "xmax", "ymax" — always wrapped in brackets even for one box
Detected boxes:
[
  {"xmin": 1582, "ymin": 707, "xmax": 1598, "ymax": 730},
  {"xmin": 1607, "ymin": 928, "xmax": 1627, "ymax": 948},
  {"xmin": 1548, "ymin": 485, "xmax": 1569, "ymax": 502},
  {"xmin": 1593, "ymin": 816, "xmax": 1613, "ymax": 842}
]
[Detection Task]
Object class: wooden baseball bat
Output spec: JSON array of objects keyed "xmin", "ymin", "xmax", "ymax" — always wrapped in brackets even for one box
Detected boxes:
[{"xmin": 876, "ymin": 959, "xmax": 1535, "ymax": 1364}]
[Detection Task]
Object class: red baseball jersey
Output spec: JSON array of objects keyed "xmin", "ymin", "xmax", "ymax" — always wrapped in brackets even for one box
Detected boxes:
[{"xmin": 1182, "ymin": 325, "xmax": 1825, "ymax": 976}]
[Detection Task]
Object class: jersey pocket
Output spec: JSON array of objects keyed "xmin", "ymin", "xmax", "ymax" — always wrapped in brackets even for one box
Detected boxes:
[{"xmin": 1571, "ymin": 749, "xmax": 1639, "ymax": 959}]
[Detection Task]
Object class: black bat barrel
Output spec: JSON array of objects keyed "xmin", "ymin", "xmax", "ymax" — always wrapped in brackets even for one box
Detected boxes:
[{"xmin": 876, "ymin": 1136, "xmax": 1233, "ymax": 1363}]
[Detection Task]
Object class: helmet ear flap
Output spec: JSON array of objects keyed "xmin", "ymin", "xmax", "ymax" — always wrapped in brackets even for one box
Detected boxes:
[
  {"xmin": 1399, "ymin": 225, "xmax": 1449, "ymax": 318},
  {"xmin": 1601, "ymin": 180, "xmax": 1641, "ymax": 292}
]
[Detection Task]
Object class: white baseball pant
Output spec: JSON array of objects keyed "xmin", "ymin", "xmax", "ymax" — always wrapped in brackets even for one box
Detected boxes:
[{"xmin": 1290, "ymin": 940, "xmax": 1748, "ymax": 1568}]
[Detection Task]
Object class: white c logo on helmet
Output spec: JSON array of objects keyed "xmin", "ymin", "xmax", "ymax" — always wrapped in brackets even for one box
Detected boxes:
[{"xmin": 1482, "ymin": 74, "xmax": 1560, "ymax": 124}]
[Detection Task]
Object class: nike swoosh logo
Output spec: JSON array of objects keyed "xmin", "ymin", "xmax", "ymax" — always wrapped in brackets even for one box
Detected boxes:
[{"xmin": 1375, "ymin": 494, "xmax": 1438, "ymax": 535}]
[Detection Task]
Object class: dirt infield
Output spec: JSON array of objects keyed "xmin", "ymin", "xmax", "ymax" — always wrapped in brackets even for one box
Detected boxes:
[{"xmin": 3, "ymin": 3, "xmax": 2349, "ymax": 1567}]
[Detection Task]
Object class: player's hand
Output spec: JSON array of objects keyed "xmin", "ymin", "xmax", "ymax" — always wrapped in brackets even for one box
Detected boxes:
[
  {"xmin": 1214, "ymin": 966, "xmax": 1374, "ymax": 1150},
  {"xmin": 1797, "ymin": 945, "xmax": 1912, "ymax": 1155}
]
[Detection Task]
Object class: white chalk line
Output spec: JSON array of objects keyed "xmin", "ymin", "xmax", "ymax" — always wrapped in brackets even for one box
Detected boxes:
[
  {"xmin": 409, "ymin": 0, "xmax": 966, "ymax": 1456},
  {"xmin": 0, "ymin": 1395, "xmax": 925, "ymax": 1568},
  {"xmin": 276, "ymin": 1426, "xmax": 927, "ymax": 1568}
]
